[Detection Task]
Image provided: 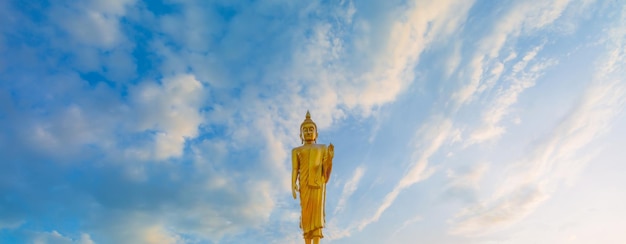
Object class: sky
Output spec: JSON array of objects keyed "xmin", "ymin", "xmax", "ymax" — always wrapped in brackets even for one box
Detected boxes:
[{"xmin": 0, "ymin": 0, "xmax": 625, "ymax": 243}]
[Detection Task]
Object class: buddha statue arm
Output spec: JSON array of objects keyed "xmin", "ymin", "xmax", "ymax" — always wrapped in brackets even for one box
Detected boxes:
[
  {"xmin": 291, "ymin": 148, "xmax": 299, "ymax": 199},
  {"xmin": 323, "ymin": 143, "xmax": 334, "ymax": 183}
]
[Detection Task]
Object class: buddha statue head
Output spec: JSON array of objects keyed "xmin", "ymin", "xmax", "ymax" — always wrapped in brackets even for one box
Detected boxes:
[{"xmin": 300, "ymin": 111, "xmax": 318, "ymax": 144}]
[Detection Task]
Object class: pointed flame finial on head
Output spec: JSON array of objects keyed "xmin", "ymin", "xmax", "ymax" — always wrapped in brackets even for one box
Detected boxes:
[{"xmin": 301, "ymin": 110, "xmax": 316, "ymax": 129}]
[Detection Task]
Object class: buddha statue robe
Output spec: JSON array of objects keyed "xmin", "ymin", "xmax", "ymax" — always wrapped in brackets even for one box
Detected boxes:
[{"xmin": 292, "ymin": 143, "xmax": 333, "ymax": 239}]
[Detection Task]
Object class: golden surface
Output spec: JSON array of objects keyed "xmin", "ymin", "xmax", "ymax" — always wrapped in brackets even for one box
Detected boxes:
[{"xmin": 292, "ymin": 111, "xmax": 334, "ymax": 244}]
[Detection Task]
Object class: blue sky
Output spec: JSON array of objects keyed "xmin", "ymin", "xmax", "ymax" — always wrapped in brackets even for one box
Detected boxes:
[{"xmin": 1, "ymin": 0, "xmax": 625, "ymax": 243}]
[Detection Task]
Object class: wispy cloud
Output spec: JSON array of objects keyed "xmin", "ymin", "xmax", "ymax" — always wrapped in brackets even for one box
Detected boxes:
[
  {"xmin": 334, "ymin": 165, "xmax": 366, "ymax": 215},
  {"xmin": 453, "ymin": 0, "xmax": 575, "ymax": 106},
  {"xmin": 25, "ymin": 231, "xmax": 94, "ymax": 244},
  {"xmin": 446, "ymin": 162, "xmax": 489, "ymax": 193},
  {"xmin": 450, "ymin": 14, "xmax": 626, "ymax": 235},
  {"xmin": 358, "ymin": 117, "xmax": 454, "ymax": 231},
  {"xmin": 466, "ymin": 44, "xmax": 557, "ymax": 145},
  {"xmin": 391, "ymin": 214, "xmax": 423, "ymax": 237}
]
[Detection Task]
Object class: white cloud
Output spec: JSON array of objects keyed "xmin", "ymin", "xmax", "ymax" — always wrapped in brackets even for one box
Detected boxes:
[
  {"xmin": 467, "ymin": 45, "xmax": 557, "ymax": 145},
  {"xmin": 450, "ymin": 184, "xmax": 549, "ymax": 236},
  {"xmin": 77, "ymin": 234, "xmax": 95, "ymax": 244},
  {"xmin": 15, "ymin": 76, "xmax": 126, "ymax": 162},
  {"xmin": 446, "ymin": 163, "xmax": 489, "ymax": 191},
  {"xmin": 399, "ymin": 119, "xmax": 454, "ymax": 189},
  {"xmin": 128, "ymin": 74, "xmax": 205, "ymax": 161},
  {"xmin": 357, "ymin": 117, "xmax": 454, "ymax": 231},
  {"xmin": 141, "ymin": 226, "xmax": 183, "ymax": 244},
  {"xmin": 285, "ymin": 0, "xmax": 476, "ymax": 123},
  {"xmin": 453, "ymin": 0, "xmax": 575, "ymax": 106},
  {"xmin": 450, "ymin": 15, "xmax": 626, "ymax": 235},
  {"xmin": 0, "ymin": 219, "xmax": 23, "ymax": 230},
  {"xmin": 343, "ymin": 0, "xmax": 475, "ymax": 115},
  {"xmin": 27, "ymin": 231, "xmax": 95, "ymax": 244},
  {"xmin": 49, "ymin": 0, "xmax": 136, "ymax": 49},
  {"xmin": 84, "ymin": 175, "xmax": 275, "ymax": 243},
  {"xmin": 391, "ymin": 214, "xmax": 423, "ymax": 237},
  {"xmin": 334, "ymin": 165, "xmax": 366, "ymax": 214}
]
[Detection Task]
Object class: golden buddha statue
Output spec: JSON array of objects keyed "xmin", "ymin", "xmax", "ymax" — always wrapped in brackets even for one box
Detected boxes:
[{"xmin": 292, "ymin": 111, "xmax": 334, "ymax": 244}]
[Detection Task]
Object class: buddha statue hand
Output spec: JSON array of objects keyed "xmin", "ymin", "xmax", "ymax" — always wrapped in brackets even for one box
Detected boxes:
[
  {"xmin": 328, "ymin": 143, "xmax": 334, "ymax": 159},
  {"xmin": 292, "ymin": 183, "xmax": 299, "ymax": 199}
]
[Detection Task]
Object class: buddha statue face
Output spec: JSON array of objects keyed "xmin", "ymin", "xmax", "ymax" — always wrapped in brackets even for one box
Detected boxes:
[
  {"xmin": 301, "ymin": 123, "xmax": 318, "ymax": 143},
  {"xmin": 300, "ymin": 111, "xmax": 318, "ymax": 144}
]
